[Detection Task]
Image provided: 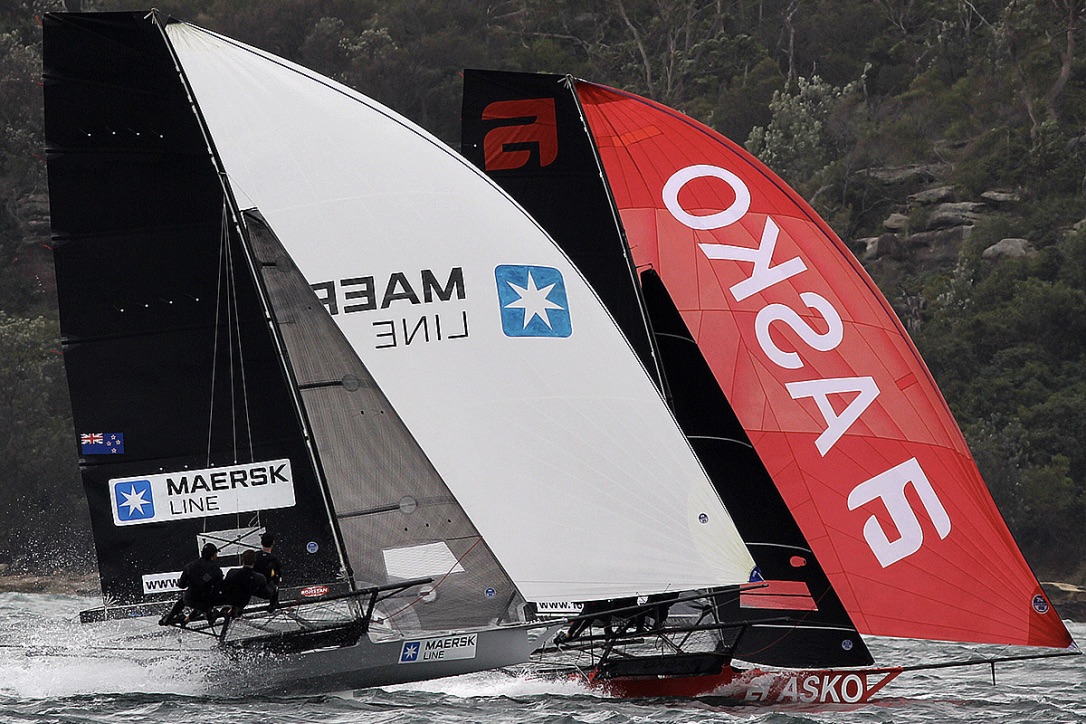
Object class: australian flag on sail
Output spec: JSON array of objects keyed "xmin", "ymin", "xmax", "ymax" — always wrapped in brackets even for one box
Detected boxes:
[
  {"xmin": 80, "ymin": 432, "xmax": 125, "ymax": 455},
  {"xmin": 495, "ymin": 264, "xmax": 572, "ymax": 338}
]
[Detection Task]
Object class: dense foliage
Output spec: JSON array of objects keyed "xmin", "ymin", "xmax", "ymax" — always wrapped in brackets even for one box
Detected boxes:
[{"xmin": 1, "ymin": 0, "xmax": 1083, "ymax": 583}]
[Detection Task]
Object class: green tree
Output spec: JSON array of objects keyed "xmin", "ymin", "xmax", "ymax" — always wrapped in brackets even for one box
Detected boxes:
[
  {"xmin": 0, "ymin": 4, "xmax": 52, "ymax": 316},
  {"xmin": 0, "ymin": 312, "xmax": 88, "ymax": 571}
]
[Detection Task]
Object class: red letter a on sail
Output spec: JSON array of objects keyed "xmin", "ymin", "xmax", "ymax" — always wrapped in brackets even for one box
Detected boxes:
[{"xmin": 482, "ymin": 99, "xmax": 558, "ymax": 170}]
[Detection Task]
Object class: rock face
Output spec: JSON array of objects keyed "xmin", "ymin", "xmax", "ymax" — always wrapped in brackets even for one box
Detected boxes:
[
  {"xmin": 926, "ymin": 201, "xmax": 985, "ymax": 229},
  {"xmin": 853, "ymin": 175, "xmax": 1042, "ymax": 278},
  {"xmin": 909, "ymin": 225, "xmax": 971, "ymax": 265},
  {"xmin": 908, "ymin": 185, "xmax": 955, "ymax": 204},
  {"xmin": 14, "ymin": 193, "xmax": 50, "ymax": 240},
  {"xmin": 883, "ymin": 212, "xmax": 909, "ymax": 231},
  {"xmin": 983, "ymin": 237, "xmax": 1037, "ymax": 260},
  {"xmin": 862, "ymin": 163, "xmax": 949, "ymax": 184},
  {"xmin": 980, "ymin": 190, "xmax": 1021, "ymax": 205},
  {"xmin": 861, "ymin": 232, "xmax": 905, "ymax": 261},
  {"xmin": 1041, "ymin": 582, "xmax": 1086, "ymax": 622}
]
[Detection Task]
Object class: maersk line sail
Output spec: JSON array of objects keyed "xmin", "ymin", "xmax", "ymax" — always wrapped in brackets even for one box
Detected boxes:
[
  {"xmin": 163, "ymin": 21, "xmax": 755, "ymax": 603},
  {"xmin": 45, "ymin": 10, "xmax": 754, "ymax": 687},
  {"xmin": 46, "ymin": 11, "xmax": 552, "ymax": 690}
]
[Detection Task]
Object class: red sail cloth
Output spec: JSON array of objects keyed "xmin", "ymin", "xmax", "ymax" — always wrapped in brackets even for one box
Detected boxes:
[{"xmin": 576, "ymin": 81, "xmax": 1072, "ymax": 649}]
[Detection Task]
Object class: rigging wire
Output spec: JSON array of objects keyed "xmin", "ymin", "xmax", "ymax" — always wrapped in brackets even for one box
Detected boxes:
[
  {"xmin": 205, "ymin": 201, "xmax": 228, "ymax": 469},
  {"xmin": 225, "ymin": 209, "xmax": 256, "ymax": 464},
  {"xmin": 224, "ymin": 207, "xmax": 237, "ymax": 461}
]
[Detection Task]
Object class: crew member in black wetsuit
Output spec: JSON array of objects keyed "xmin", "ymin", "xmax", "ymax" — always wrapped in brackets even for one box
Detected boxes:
[
  {"xmin": 160, "ymin": 543, "xmax": 223, "ymax": 626},
  {"xmin": 219, "ymin": 548, "xmax": 275, "ymax": 618},
  {"xmin": 252, "ymin": 532, "xmax": 281, "ymax": 611},
  {"xmin": 555, "ymin": 598, "xmax": 637, "ymax": 643}
]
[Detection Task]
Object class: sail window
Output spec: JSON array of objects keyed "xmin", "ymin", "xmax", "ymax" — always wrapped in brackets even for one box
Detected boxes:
[{"xmin": 383, "ymin": 542, "xmax": 465, "ymax": 580}]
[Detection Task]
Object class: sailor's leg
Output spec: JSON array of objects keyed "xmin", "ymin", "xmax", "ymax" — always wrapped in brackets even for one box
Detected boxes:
[
  {"xmin": 217, "ymin": 616, "xmax": 231, "ymax": 642},
  {"xmin": 160, "ymin": 597, "xmax": 185, "ymax": 626}
]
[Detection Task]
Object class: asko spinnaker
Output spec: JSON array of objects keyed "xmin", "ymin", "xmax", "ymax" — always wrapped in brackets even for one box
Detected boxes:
[
  {"xmin": 571, "ymin": 79, "xmax": 1071, "ymax": 649},
  {"xmin": 462, "ymin": 70, "xmax": 1073, "ymax": 655}
]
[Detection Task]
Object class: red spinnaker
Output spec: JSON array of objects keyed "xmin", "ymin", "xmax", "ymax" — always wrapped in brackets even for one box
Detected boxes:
[{"xmin": 576, "ymin": 81, "xmax": 1072, "ymax": 649}]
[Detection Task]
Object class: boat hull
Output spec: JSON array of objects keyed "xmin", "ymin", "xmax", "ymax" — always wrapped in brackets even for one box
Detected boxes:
[
  {"xmin": 224, "ymin": 624, "xmax": 556, "ymax": 695},
  {"xmin": 589, "ymin": 662, "xmax": 903, "ymax": 703}
]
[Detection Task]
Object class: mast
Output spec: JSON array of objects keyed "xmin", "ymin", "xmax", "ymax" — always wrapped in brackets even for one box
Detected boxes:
[
  {"xmin": 150, "ymin": 12, "xmax": 354, "ymax": 585},
  {"xmin": 559, "ymin": 74, "xmax": 671, "ymax": 401}
]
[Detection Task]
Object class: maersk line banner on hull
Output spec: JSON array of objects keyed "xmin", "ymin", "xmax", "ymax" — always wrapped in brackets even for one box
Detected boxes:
[{"xmin": 109, "ymin": 459, "xmax": 296, "ymax": 526}]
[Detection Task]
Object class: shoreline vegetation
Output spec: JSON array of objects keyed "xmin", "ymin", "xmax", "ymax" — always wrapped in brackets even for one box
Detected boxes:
[{"xmin": 0, "ymin": 568, "xmax": 98, "ymax": 596}]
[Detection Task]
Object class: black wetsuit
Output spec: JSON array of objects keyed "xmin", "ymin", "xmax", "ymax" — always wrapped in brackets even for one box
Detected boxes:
[
  {"xmin": 178, "ymin": 557, "xmax": 224, "ymax": 611},
  {"xmin": 253, "ymin": 549, "xmax": 281, "ymax": 608},
  {"xmin": 161, "ymin": 556, "xmax": 222, "ymax": 625},
  {"xmin": 253, "ymin": 550, "xmax": 281, "ymax": 588},
  {"xmin": 220, "ymin": 566, "xmax": 273, "ymax": 614}
]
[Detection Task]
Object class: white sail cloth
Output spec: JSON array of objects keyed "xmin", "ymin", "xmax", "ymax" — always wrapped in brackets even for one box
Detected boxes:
[{"xmin": 167, "ymin": 23, "xmax": 754, "ymax": 601}]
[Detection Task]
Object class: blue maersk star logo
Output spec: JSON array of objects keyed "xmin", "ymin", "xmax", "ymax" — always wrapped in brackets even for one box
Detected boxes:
[
  {"xmin": 114, "ymin": 479, "xmax": 155, "ymax": 522},
  {"xmin": 400, "ymin": 641, "xmax": 421, "ymax": 663},
  {"xmin": 495, "ymin": 265, "xmax": 572, "ymax": 338}
]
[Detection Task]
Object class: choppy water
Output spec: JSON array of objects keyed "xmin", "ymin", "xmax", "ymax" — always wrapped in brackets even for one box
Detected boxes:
[{"xmin": 0, "ymin": 592, "xmax": 1083, "ymax": 723}]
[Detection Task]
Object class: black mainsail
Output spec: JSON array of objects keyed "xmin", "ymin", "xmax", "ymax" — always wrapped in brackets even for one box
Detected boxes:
[
  {"xmin": 45, "ymin": 12, "xmax": 520, "ymax": 632},
  {"xmin": 45, "ymin": 11, "xmax": 343, "ymax": 602}
]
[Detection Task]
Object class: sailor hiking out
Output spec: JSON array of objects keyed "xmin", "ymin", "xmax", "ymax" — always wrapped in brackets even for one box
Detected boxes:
[
  {"xmin": 160, "ymin": 543, "xmax": 224, "ymax": 626},
  {"xmin": 220, "ymin": 548, "xmax": 275, "ymax": 618},
  {"xmin": 252, "ymin": 532, "xmax": 281, "ymax": 611}
]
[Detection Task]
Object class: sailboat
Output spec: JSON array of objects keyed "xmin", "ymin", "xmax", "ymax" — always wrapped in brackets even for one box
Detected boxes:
[
  {"xmin": 460, "ymin": 69, "xmax": 1080, "ymax": 702},
  {"xmin": 43, "ymin": 12, "xmax": 757, "ymax": 694}
]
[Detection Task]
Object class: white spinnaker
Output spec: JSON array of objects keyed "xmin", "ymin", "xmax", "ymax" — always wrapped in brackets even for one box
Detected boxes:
[{"xmin": 168, "ymin": 23, "xmax": 754, "ymax": 601}]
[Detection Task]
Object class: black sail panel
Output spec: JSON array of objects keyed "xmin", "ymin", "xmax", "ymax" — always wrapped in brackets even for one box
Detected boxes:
[
  {"xmin": 244, "ymin": 210, "xmax": 525, "ymax": 631},
  {"xmin": 640, "ymin": 270, "xmax": 872, "ymax": 666},
  {"xmin": 44, "ymin": 12, "xmax": 342, "ymax": 605},
  {"xmin": 462, "ymin": 69, "xmax": 871, "ymax": 667},
  {"xmin": 461, "ymin": 70, "xmax": 659, "ymax": 381}
]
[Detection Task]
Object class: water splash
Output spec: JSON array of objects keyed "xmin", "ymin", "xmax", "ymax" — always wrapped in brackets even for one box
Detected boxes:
[
  {"xmin": 0, "ymin": 592, "xmax": 1082, "ymax": 724},
  {"xmin": 0, "ymin": 592, "xmax": 222, "ymax": 698}
]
